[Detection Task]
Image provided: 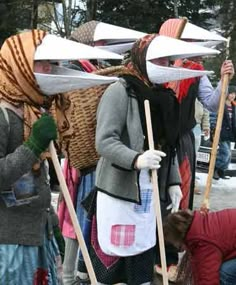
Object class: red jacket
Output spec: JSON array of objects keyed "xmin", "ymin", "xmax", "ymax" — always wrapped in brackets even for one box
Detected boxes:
[{"xmin": 185, "ymin": 209, "xmax": 236, "ymax": 285}]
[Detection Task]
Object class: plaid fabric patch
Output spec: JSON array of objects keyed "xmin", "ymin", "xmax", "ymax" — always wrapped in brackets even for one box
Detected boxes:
[
  {"xmin": 111, "ymin": 225, "xmax": 135, "ymax": 247},
  {"xmin": 134, "ymin": 189, "xmax": 152, "ymax": 213}
]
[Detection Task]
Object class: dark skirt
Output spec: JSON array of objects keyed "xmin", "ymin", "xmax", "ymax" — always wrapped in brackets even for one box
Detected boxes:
[
  {"xmin": 90, "ymin": 215, "xmax": 155, "ymax": 285},
  {"xmin": 177, "ymin": 131, "xmax": 196, "ymax": 210}
]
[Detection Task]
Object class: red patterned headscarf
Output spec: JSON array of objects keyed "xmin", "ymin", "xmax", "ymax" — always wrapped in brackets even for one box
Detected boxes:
[{"xmin": 127, "ymin": 34, "xmax": 157, "ymax": 85}]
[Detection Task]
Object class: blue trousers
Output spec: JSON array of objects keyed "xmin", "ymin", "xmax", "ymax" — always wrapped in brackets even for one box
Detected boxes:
[
  {"xmin": 220, "ymin": 258, "xmax": 236, "ymax": 284},
  {"xmin": 215, "ymin": 141, "xmax": 231, "ymax": 171},
  {"xmin": 76, "ymin": 171, "xmax": 95, "ymax": 273}
]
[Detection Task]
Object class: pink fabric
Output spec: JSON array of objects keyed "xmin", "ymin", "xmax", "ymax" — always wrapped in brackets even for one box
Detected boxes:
[
  {"xmin": 91, "ymin": 216, "xmax": 119, "ymax": 268},
  {"xmin": 111, "ymin": 225, "xmax": 135, "ymax": 247},
  {"xmin": 57, "ymin": 159, "xmax": 79, "ymax": 239},
  {"xmin": 79, "ymin": 60, "xmax": 97, "ymax": 72}
]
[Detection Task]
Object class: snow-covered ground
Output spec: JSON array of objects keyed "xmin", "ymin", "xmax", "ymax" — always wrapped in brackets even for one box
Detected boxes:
[
  {"xmin": 193, "ymin": 172, "xmax": 236, "ymax": 211},
  {"xmin": 51, "ymin": 170, "xmax": 236, "ymax": 212}
]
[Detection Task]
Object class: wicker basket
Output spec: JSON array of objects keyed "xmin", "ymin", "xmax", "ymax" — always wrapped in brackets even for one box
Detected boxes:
[{"xmin": 63, "ymin": 66, "xmax": 126, "ymax": 170}]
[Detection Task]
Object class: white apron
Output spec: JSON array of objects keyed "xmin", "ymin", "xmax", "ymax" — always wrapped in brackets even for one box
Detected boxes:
[{"xmin": 97, "ymin": 169, "xmax": 156, "ymax": 257}]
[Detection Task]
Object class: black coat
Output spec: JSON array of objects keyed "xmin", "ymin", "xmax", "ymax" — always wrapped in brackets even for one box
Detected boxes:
[{"xmin": 210, "ymin": 103, "xmax": 236, "ymax": 142}]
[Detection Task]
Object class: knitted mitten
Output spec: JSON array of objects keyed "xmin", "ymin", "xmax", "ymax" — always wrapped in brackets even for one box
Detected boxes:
[{"xmin": 24, "ymin": 114, "xmax": 57, "ymax": 157}]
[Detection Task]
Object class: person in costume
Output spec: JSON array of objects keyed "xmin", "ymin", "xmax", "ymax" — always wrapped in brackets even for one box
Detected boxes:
[
  {"xmin": 0, "ymin": 30, "xmax": 61, "ymax": 285},
  {"xmin": 0, "ymin": 29, "xmax": 120, "ymax": 285},
  {"xmin": 163, "ymin": 209, "xmax": 236, "ymax": 285},
  {"xmin": 60, "ymin": 21, "xmax": 145, "ymax": 285},
  {"xmin": 159, "ymin": 18, "xmax": 235, "ymax": 210},
  {"xmin": 58, "ymin": 61, "xmax": 97, "ymax": 285},
  {"xmin": 91, "ymin": 33, "xmax": 220, "ymax": 285},
  {"xmin": 157, "ymin": 19, "xmax": 235, "ymax": 280}
]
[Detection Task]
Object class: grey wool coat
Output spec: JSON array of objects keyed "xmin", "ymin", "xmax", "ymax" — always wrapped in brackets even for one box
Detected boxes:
[
  {"xmin": 0, "ymin": 108, "xmax": 52, "ymax": 246},
  {"xmin": 95, "ymin": 79, "xmax": 181, "ymax": 203}
]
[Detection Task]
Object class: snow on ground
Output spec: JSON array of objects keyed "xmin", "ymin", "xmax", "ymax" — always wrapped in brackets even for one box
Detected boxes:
[{"xmin": 193, "ymin": 172, "xmax": 236, "ymax": 211}]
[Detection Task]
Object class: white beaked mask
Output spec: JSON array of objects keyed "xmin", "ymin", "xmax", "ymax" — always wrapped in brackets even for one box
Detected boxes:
[
  {"xmin": 71, "ymin": 21, "xmax": 147, "ymax": 54},
  {"xmin": 34, "ymin": 34, "xmax": 123, "ymax": 61},
  {"xmin": 34, "ymin": 65, "xmax": 118, "ymax": 95},
  {"xmin": 93, "ymin": 22, "xmax": 147, "ymax": 54},
  {"xmin": 145, "ymin": 35, "xmax": 219, "ymax": 84},
  {"xmin": 146, "ymin": 62, "xmax": 213, "ymax": 85},
  {"xmin": 182, "ymin": 23, "xmax": 227, "ymax": 48},
  {"xmin": 159, "ymin": 19, "xmax": 227, "ymax": 48},
  {"xmin": 34, "ymin": 34, "xmax": 122, "ymax": 95},
  {"xmin": 181, "ymin": 22, "xmax": 227, "ymax": 42}
]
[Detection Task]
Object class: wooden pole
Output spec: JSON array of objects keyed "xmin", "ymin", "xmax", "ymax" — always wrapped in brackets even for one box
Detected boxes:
[
  {"xmin": 174, "ymin": 17, "xmax": 188, "ymax": 39},
  {"xmin": 49, "ymin": 142, "xmax": 97, "ymax": 284},
  {"xmin": 201, "ymin": 74, "xmax": 229, "ymax": 211},
  {"xmin": 201, "ymin": 38, "xmax": 231, "ymax": 212},
  {"xmin": 144, "ymin": 100, "xmax": 169, "ymax": 285}
]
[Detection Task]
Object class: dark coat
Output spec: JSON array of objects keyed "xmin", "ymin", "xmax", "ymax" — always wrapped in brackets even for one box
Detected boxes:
[
  {"xmin": 185, "ymin": 209, "xmax": 236, "ymax": 285},
  {"xmin": 210, "ymin": 102, "xmax": 236, "ymax": 142}
]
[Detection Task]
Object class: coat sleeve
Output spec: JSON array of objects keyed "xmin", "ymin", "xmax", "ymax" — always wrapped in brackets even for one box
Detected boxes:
[
  {"xmin": 0, "ymin": 110, "xmax": 39, "ymax": 191},
  {"xmin": 202, "ymin": 108, "xmax": 210, "ymax": 131},
  {"xmin": 96, "ymin": 81, "xmax": 140, "ymax": 170},
  {"xmin": 198, "ymin": 76, "xmax": 223, "ymax": 112},
  {"xmin": 190, "ymin": 242, "xmax": 222, "ymax": 285}
]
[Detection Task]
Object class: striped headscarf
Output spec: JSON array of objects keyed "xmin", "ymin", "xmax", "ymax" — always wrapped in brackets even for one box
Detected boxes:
[{"xmin": 0, "ymin": 30, "xmax": 54, "ymax": 140}]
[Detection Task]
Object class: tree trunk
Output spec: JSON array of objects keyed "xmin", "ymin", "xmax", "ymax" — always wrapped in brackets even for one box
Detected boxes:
[
  {"xmin": 86, "ymin": 0, "xmax": 97, "ymax": 21},
  {"xmin": 31, "ymin": 0, "xmax": 38, "ymax": 29},
  {"xmin": 174, "ymin": 0, "xmax": 179, "ymax": 18}
]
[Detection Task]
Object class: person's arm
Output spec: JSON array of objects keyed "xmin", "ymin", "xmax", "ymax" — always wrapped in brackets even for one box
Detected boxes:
[
  {"xmin": 202, "ymin": 108, "xmax": 210, "ymax": 136},
  {"xmin": 190, "ymin": 243, "xmax": 222, "ymax": 285},
  {"xmin": 0, "ymin": 111, "xmax": 57, "ymax": 191},
  {"xmin": 96, "ymin": 80, "xmax": 140, "ymax": 170},
  {"xmin": 198, "ymin": 60, "xmax": 234, "ymax": 112},
  {"xmin": 0, "ymin": 110, "xmax": 39, "ymax": 191},
  {"xmin": 198, "ymin": 76, "xmax": 222, "ymax": 112}
]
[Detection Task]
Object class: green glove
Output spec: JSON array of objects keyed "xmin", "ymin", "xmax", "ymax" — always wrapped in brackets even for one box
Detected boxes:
[{"xmin": 24, "ymin": 114, "xmax": 57, "ymax": 157}]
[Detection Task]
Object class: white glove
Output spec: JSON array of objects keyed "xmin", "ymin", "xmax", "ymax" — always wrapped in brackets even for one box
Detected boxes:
[
  {"xmin": 166, "ymin": 185, "xmax": 183, "ymax": 213},
  {"xmin": 136, "ymin": 149, "xmax": 166, "ymax": 170}
]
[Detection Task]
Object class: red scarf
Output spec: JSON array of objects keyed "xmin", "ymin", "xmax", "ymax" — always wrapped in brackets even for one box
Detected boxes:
[{"xmin": 168, "ymin": 59, "xmax": 204, "ymax": 103}]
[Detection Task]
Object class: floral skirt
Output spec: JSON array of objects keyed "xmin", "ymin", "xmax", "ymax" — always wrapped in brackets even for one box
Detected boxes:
[{"xmin": 0, "ymin": 235, "xmax": 62, "ymax": 285}]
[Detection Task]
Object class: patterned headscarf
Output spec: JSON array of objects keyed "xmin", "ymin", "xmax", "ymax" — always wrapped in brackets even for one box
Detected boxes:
[
  {"xmin": 127, "ymin": 34, "xmax": 157, "ymax": 85},
  {"xmin": 0, "ymin": 30, "xmax": 54, "ymax": 139},
  {"xmin": 70, "ymin": 21, "xmax": 99, "ymax": 45}
]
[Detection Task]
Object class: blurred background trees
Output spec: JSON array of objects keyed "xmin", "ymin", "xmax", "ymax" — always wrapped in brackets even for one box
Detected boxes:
[{"xmin": 0, "ymin": 0, "xmax": 235, "ymax": 84}]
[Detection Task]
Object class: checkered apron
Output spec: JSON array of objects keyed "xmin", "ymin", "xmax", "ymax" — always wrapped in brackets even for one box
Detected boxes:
[{"xmin": 96, "ymin": 169, "xmax": 156, "ymax": 256}]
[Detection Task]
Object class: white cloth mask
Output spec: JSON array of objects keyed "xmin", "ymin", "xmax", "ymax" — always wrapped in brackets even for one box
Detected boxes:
[{"xmin": 34, "ymin": 65, "xmax": 118, "ymax": 95}]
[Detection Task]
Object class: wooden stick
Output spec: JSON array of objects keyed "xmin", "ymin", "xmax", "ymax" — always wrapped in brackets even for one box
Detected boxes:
[
  {"xmin": 49, "ymin": 142, "xmax": 97, "ymax": 284},
  {"xmin": 144, "ymin": 100, "xmax": 169, "ymax": 285},
  {"xmin": 175, "ymin": 17, "xmax": 188, "ymax": 39},
  {"xmin": 201, "ymin": 74, "xmax": 229, "ymax": 211}
]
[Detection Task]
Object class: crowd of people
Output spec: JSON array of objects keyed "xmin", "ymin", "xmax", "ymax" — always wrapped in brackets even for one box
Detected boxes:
[{"xmin": 0, "ymin": 18, "xmax": 235, "ymax": 285}]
